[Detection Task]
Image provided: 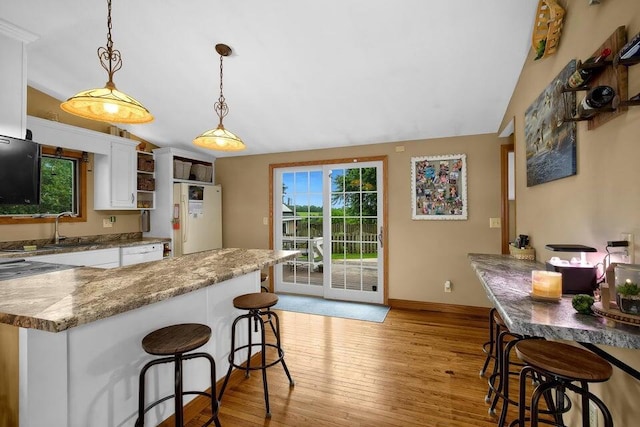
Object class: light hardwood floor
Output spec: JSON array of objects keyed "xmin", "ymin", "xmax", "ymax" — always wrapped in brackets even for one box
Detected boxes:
[{"xmin": 181, "ymin": 307, "xmax": 511, "ymax": 427}]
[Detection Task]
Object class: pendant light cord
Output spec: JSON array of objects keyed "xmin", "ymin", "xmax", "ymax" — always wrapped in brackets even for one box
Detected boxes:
[
  {"xmin": 215, "ymin": 53, "xmax": 229, "ymax": 126},
  {"xmin": 98, "ymin": 0, "xmax": 122, "ymax": 89}
]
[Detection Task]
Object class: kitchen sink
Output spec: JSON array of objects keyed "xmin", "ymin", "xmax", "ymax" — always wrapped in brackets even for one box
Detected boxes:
[
  {"xmin": 42, "ymin": 243, "xmax": 96, "ymax": 249},
  {"xmin": 1, "ymin": 243, "xmax": 96, "ymax": 253}
]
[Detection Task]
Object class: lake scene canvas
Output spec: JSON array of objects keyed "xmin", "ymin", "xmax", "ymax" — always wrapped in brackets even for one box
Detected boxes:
[{"xmin": 525, "ymin": 60, "xmax": 577, "ymax": 187}]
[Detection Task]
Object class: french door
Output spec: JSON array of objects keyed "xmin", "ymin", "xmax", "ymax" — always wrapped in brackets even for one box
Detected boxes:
[{"xmin": 273, "ymin": 160, "xmax": 385, "ymax": 304}]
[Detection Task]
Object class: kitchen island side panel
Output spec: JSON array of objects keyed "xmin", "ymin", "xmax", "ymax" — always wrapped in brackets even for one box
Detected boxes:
[{"xmin": 19, "ymin": 271, "xmax": 259, "ymax": 427}]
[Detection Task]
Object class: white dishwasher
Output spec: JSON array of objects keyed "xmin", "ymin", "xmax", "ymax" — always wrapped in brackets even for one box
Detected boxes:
[{"xmin": 120, "ymin": 244, "xmax": 164, "ymax": 266}]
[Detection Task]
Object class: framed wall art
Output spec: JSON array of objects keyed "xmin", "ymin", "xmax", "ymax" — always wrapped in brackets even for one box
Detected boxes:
[
  {"xmin": 411, "ymin": 154, "xmax": 467, "ymax": 220},
  {"xmin": 524, "ymin": 60, "xmax": 577, "ymax": 186}
]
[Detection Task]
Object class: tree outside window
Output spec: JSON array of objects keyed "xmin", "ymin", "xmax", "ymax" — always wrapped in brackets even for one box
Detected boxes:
[{"xmin": 0, "ymin": 149, "xmax": 80, "ymax": 217}]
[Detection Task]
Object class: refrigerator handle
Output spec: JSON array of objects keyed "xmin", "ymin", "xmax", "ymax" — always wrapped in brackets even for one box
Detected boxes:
[{"xmin": 181, "ymin": 194, "xmax": 188, "ymax": 243}]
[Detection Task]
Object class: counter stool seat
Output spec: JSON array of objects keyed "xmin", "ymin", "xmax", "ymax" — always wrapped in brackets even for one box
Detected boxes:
[
  {"xmin": 136, "ymin": 323, "xmax": 221, "ymax": 427},
  {"xmin": 142, "ymin": 323, "xmax": 211, "ymax": 355},
  {"xmin": 512, "ymin": 340, "xmax": 614, "ymax": 427},
  {"xmin": 233, "ymin": 292, "xmax": 278, "ymax": 310},
  {"xmin": 218, "ymin": 292, "xmax": 294, "ymax": 417},
  {"xmin": 516, "ymin": 340, "xmax": 612, "ymax": 382}
]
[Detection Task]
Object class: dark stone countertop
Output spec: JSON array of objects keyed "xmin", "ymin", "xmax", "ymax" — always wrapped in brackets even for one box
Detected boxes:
[{"xmin": 468, "ymin": 253, "xmax": 640, "ymax": 349}]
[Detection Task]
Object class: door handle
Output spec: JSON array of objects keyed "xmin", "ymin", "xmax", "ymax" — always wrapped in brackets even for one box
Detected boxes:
[
  {"xmin": 181, "ymin": 195, "xmax": 188, "ymax": 242},
  {"xmin": 378, "ymin": 227, "xmax": 384, "ymax": 248}
]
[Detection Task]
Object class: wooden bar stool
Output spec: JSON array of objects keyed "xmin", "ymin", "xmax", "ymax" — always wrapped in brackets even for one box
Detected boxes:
[
  {"xmin": 513, "ymin": 340, "xmax": 614, "ymax": 427},
  {"xmin": 218, "ymin": 292, "xmax": 294, "ymax": 417},
  {"xmin": 135, "ymin": 323, "xmax": 221, "ymax": 427},
  {"xmin": 487, "ymin": 328, "xmax": 530, "ymax": 425},
  {"xmin": 480, "ymin": 307, "xmax": 507, "ymax": 378}
]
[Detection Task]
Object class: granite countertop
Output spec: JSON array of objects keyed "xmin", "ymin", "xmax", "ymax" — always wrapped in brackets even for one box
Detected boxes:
[
  {"xmin": 0, "ymin": 234, "xmax": 171, "ymax": 258},
  {"xmin": 469, "ymin": 253, "xmax": 640, "ymax": 349},
  {"xmin": 0, "ymin": 248, "xmax": 298, "ymax": 333}
]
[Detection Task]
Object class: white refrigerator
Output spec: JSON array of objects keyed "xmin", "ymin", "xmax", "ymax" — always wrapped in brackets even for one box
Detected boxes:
[{"xmin": 172, "ymin": 183, "xmax": 222, "ymax": 256}]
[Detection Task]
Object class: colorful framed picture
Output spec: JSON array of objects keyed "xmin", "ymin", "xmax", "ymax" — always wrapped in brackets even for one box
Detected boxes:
[{"xmin": 411, "ymin": 154, "xmax": 467, "ymax": 220}]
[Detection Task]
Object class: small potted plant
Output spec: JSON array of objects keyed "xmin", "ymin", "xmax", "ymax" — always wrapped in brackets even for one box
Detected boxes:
[{"xmin": 616, "ymin": 280, "xmax": 640, "ymax": 315}]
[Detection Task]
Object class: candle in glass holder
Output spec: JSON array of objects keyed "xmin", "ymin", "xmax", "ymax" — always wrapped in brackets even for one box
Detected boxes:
[{"xmin": 531, "ymin": 270, "xmax": 562, "ymax": 300}]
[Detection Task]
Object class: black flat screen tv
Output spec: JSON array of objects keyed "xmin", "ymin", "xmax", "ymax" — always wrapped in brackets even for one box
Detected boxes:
[{"xmin": 0, "ymin": 134, "xmax": 41, "ymax": 205}]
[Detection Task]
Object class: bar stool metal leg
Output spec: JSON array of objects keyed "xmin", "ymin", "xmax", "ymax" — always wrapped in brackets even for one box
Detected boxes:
[
  {"xmin": 480, "ymin": 307, "xmax": 498, "ymax": 378},
  {"xmin": 174, "ymin": 354, "xmax": 184, "ymax": 427}
]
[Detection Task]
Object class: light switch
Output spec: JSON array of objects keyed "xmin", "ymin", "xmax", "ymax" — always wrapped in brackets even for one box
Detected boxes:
[
  {"xmin": 263, "ymin": 217, "xmax": 269, "ymax": 226},
  {"xmin": 489, "ymin": 217, "xmax": 501, "ymax": 228}
]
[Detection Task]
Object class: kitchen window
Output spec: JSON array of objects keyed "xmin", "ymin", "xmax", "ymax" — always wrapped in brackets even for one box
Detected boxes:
[{"xmin": 0, "ymin": 146, "xmax": 87, "ymax": 223}]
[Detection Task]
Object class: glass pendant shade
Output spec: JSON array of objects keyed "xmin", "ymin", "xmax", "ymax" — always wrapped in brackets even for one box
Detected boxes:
[
  {"xmin": 61, "ymin": 83, "xmax": 153, "ymax": 124},
  {"xmin": 193, "ymin": 43, "xmax": 245, "ymax": 151},
  {"xmin": 60, "ymin": 0, "xmax": 152, "ymax": 125},
  {"xmin": 193, "ymin": 124, "xmax": 246, "ymax": 151}
]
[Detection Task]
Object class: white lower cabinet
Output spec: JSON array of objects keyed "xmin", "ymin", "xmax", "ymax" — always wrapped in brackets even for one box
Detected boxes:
[{"xmin": 31, "ymin": 248, "xmax": 120, "ymax": 269}]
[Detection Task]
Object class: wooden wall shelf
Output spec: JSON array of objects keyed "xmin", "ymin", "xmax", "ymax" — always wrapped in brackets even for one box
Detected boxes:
[
  {"xmin": 561, "ymin": 26, "xmax": 629, "ymax": 127},
  {"xmin": 585, "ymin": 26, "xmax": 627, "ymax": 130}
]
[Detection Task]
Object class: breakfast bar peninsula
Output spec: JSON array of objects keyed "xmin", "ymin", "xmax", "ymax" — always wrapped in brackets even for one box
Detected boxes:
[
  {"xmin": 468, "ymin": 253, "xmax": 640, "ymax": 425},
  {"xmin": 0, "ymin": 248, "xmax": 297, "ymax": 427}
]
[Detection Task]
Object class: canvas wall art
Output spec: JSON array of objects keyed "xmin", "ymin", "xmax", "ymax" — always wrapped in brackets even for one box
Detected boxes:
[{"xmin": 524, "ymin": 60, "xmax": 577, "ymax": 186}]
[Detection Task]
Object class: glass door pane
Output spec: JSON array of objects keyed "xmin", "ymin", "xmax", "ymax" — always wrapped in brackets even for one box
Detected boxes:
[
  {"xmin": 278, "ymin": 169, "xmax": 324, "ymax": 295},
  {"xmin": 325, "ymin": 164, "xmax": 383, "ymax": 304}
]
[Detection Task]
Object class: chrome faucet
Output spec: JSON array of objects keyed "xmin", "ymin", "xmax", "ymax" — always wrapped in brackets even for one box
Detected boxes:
[{"xmin": 54, "ymin": 211, "xmax": 75, "ymax": 244}]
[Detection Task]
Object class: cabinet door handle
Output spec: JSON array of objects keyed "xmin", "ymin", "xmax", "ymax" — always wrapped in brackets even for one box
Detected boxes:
[{"xmin": 131, "ymin": 193, "xmax": 134, "ymax": 204}]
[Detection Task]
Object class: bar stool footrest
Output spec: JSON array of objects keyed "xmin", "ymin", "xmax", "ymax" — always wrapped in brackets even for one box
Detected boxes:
[{"xmin": 229, "ymin": 342, "xmax": 287, "ymax": 371}]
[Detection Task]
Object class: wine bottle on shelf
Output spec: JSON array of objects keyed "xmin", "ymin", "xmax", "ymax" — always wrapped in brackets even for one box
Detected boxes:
[
  {"xmin": 576, "ymin": 85, "xmax": 615, "ymax": 118},
  {"xmin": 566, "ymin": 48, "xmax": 612, "ymax": 89}
]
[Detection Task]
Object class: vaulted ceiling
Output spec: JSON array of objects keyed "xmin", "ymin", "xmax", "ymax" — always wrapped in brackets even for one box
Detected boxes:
[{"xmin": 2, "ymin": 0, "xmax": 538, "ymax": 157}]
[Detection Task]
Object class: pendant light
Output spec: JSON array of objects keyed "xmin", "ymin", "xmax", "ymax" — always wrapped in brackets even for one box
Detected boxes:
[
  {"xmin": 193, "ymin": 44, "xmax": 246, "ymax": 151},
  {"xmin": 60, "ymin": 0, "xmax": 153, "ymax": 124}
]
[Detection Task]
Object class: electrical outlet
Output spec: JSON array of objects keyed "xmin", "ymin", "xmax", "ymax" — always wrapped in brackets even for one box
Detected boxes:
[
  {"xmin": 621, "ymin": 233, "xmax": 634, "ymax": 264},
  {"xmin": 102, "ymin": 218, "xmax": 113, "ymax": 228},
  {"xmin": 444, "ymin": 280, "xmax": 452, "ymax": 293}
]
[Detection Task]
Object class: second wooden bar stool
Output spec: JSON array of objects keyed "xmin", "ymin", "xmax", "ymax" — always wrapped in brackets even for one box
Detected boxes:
[
  {"xmin": 218, "ymin": 291, "xmax": 295, "ymax": 417},
  {"xmin": 513, "ymin": 339, "xmax": 614, "ymax": 427}
]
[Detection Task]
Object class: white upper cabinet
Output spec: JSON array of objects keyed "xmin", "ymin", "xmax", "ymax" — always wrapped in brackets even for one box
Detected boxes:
[
  {"xmin": 0, "ymin": 21, "xmax": 37, "ymax": 139},
  {"xmin": 27, "ymin": 116, "xmax": 111, "ymax": 154},
  {"xmin": 94, "ymin": 139, "xmax": 138, "ymax": 210}
]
